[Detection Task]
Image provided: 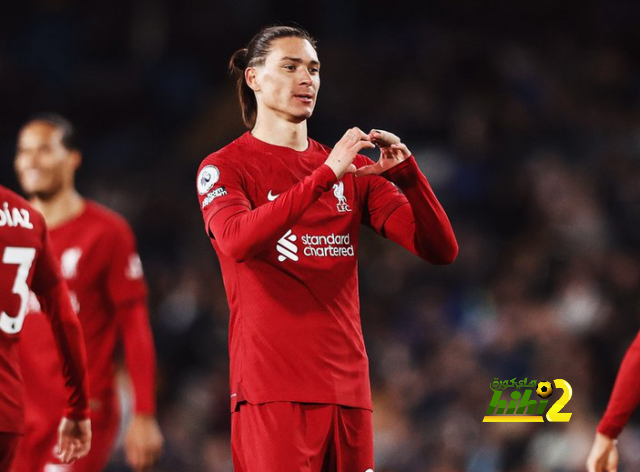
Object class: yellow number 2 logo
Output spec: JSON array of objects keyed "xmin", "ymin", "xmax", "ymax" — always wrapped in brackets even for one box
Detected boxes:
[{"xmin": 546, "ymin": 379, "xmax": 572, "ymax": 422}]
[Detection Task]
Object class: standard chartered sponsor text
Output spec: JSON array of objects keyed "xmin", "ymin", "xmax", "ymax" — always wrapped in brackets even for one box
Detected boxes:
[{"xmin": 301, "ymin": 233, "xmax": 354, "ymax": 257}]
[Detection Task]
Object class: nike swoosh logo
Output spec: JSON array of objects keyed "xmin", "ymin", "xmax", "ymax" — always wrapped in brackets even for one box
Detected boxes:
[{"xmin": 267, "ymin": 190, "xmax": 280, "ymax": 201}]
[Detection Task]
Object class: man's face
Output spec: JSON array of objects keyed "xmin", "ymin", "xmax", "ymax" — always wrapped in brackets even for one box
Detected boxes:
[
  {"xmin": 249, "ymin": 36, "xmax": 321, "ymax": 123},
  {"xmin": 14, "ymin": 122, "xmax": 78, "ymax": 199}
]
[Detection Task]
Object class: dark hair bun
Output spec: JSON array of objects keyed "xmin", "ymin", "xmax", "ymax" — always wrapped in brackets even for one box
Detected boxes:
[{"xmin": 228, "ymin": 48, "xmax": 249, "ymax": 75}]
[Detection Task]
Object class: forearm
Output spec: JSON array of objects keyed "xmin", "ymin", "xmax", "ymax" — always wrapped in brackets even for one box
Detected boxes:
[
  {"xmin": 382, "ymin": 156, "xmax": 458, "ymax": 264},
  {"xmin": 598, "ymin": 331, "xmax": 640, "ymax": 438},
  {"xmin": 118, "ymin": 300, "xmax": 157, "ymax": 414},
  {"xmin": 210, "ymin": 164, "xmax": 337, "ymax": 261},
  {"xmin": 40, "ymin": 282, "xmax": 90, "ymax": 420}
]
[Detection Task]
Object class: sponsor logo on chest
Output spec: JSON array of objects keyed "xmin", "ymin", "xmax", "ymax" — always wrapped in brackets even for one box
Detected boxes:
[{"xmin": 276, "ymin": 229, "xmax": 354, "ymax": 262}]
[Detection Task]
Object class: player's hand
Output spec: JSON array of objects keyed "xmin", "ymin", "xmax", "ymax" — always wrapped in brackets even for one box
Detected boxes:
[
  {"xmin": 124, "ymin": 414, "xmax": 164, "ymax": 471},
  {"xmin": 56, "ymin": 417, "xmax": 92, "ymax": 464},
  {"xmin": 355, "ymin": 129, "xmax": 411, "ymax": 177},
  {"xmin": 586, "ymin": 432, "xmax": 619, "ymax": 472},
  {"xmin": 325, "ymin": 127, "xmax": 375, "ymax": 180}
]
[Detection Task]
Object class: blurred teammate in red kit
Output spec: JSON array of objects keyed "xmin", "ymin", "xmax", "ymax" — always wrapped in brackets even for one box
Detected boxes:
[
  {"xmin": 586, "ymin": 328, "xmax": 640, "ymax": 472},
  {"xmin": 0, "ymin": 183, "xmax": 91, "ymax": 471},
  {"xmin": 13, "ymin": 114, "xmax": 163, "ymax": 472}
]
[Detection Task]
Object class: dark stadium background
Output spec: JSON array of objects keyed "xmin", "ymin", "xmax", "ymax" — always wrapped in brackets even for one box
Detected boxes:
[{"xmin": 3, "ymin": 0, "xmax": 640, "ymax": 470}]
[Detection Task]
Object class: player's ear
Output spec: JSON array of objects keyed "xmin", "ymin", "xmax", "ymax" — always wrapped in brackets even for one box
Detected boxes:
[
  {"xmin": 245, "ymin": 67, "xmax": 260, "ymax": 92},
  {"xmin": 70, "ymin": 150, "xmax": 82, "ymax": 171}
]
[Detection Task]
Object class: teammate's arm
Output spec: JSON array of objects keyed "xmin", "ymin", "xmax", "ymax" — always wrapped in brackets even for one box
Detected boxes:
[
  {"xmin": 359, "ymin": 130, "xmax": 458, "ymax": 264},
  {"xmin": 206, "ymin": 128, "xmax": 374, "ymax": 262},
  {"xmin": 116, "ymin": 301, "xmax": 163, "ymax": 471},
  {"xmin": 106, "ymin": 222, "xmax": 163, "ymax": 471},
  {"xmin": 33, "ymin": 233, "xmax": 91, "ymax": 463},
  {"xmin": 586, "ymin": 330, "xmax": 640, "ymax": 471}
]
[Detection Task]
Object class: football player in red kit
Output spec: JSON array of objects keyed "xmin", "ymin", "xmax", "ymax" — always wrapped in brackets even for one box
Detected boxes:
[
  {"xmin": 13, "ymin": 114, "xmax": 163, "ymax": 472},
  {"xmin": 196, "ymin": 25, "xmax": 458, "ymax": 471},
  {"xmin": 0, "ymin": 184, "xmax": 91, "ymax": 471},
  {"xmin": 586, "ymin": 332, "xmax": 640, "ymax": 472}
]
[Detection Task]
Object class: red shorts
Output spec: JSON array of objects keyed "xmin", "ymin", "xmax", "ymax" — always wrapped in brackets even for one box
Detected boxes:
[
  {"xmin": 232, "ymin": 402, "xmax": 374, "ymax": 472},
  {"xmin": 14, "ymin": 401, "xmax": 119, "ymax": 472},
  {"xmin": 0, "ymin": 433, "xmax": 19, "ymax": 472}
]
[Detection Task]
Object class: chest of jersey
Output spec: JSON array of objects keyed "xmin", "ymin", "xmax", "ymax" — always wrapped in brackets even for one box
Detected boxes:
[
  {"xmin": 51, "ymin": 227, "xmax": 104, "ymax": 300},
  {"xmin": 242, "ymin": 151, "xmax": 362, "ymax": 267},
  {"xmin": 24, "ymin": 216, "xmax": 110, "ymax": 319}
]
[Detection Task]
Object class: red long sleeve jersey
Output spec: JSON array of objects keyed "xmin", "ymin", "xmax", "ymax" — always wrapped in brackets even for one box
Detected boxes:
[
  {"xmin": 19, "ymin": 201, "xmax": 156, "ymax": 422},
  {"xmin": 597, "ymin": 330, "xmax": 640, "ymax": 438},
  {"xmin": 197, "ymin": 133, "xmax": 457, "ymax": 411},
  {"xmin": 0, "ymin": 185, "xmax": 89, "ymax": 433}
]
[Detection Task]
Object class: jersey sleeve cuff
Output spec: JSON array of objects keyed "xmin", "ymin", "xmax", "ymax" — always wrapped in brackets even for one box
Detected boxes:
[
  {"xmin": 381, "ymin": 155, "xmax": 421, "ymax": 188},
  {"xmin": 134, "ymin": 405, "xmax": 156, "ymax": 415},
  {"xmin": 315, "ymin": 164, "xmax": 338, "ymax": 191},
  {"xmin": 64, "ymin": 406, "xmax": 90, "ymax": 421},
  {"xmin": 597, "ymin": 420, "xmax": 623, "ymax": 439}
]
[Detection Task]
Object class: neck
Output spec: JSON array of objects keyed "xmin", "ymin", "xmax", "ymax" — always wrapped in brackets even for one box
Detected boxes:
[
  {"xmin": 251, "ymin": 115, "xmax": 309, "ymax": 151},
  {"xmin": 30, "ymin": 187, "xmax": 84, "ymax": 229}
]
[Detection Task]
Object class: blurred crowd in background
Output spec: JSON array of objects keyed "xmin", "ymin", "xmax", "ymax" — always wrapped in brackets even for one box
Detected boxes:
[{"xmin": 3, "ymin": 0, "xmax": 640, "ymax": 471}]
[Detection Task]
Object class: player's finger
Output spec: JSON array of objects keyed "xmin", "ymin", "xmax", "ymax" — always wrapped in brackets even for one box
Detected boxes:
[
  {"xmin": 126, "ymin": 445, "xmax": 141, "ymax": 470},
  {"xmin": 58, "ymin": 441, "xmax": 75, "ymax": 464},
  {"xmin": 345, "ymin": 127, "xmax": 370, "ymax": 146},
  {"xmin": 369, "ymin": 129, "xmax": 399, "ymax": 146},
  {"xmin": 142, "ymin": 449, "xmax": 159, "ymax": 470},
  {"xmin": 350, "ymin": 126, "xmax": 368, "ymax": 138},
  {"xmin": 368, "ymin": 129, "xmax": 385, "ymax": 142},
  {"xmin": 135, "ymin": 451, "xmax": 151, "ymax": 471},
  {"xmin": 342, "ymin": 127, "xmax": 363, "ymax": 138},
  {"xmin": 131, "ymin": 444, "xmax": 157, "ymax": 471},
  {"xmin": 75, "ymin": 439, "xmax": 91, "ymax": 459},
  {"xmin": 389, "ymin": 143, "xmax": 412, "ymax": 158},
  {"xmin": 147, "ymin": 443, "xmax": 162, "ymax": 463},
  {"xmin": 139, "ymin": 448, "xmax": 156, "ymax": 470},
  {"xmin": 595, "ymin": 455, "xmax": 607, "ymax": 472},
  {"xmin": 341, "ymin": 127, "xmax": 367, "ymax": 145},
  {"xmin": 67, "ymin": 440, "xmax": 82, "ymax": 463},
  {"xmin": 340, "ymin": 128, "xmax": 355, "ymax": 143},
  {"xmin": 608, "ymin": 448, "xmax": 618, "ymax": 472},
  {"xmin": 56, "ymin": 436, "xmax": 70, "ymax": 462},
  {"xmin": 354, "ymin": 140, "xmax": 375, "ymax": 153},
  {"xmin": 586, "ymin": 447, "xmax": 605, "ymax": 472},
  {"xmin": 592, "ymin": 458, "xmax": 603, "ymax": 472},
  {"xmin": 344, "ymin": 164, "xmax": 357, "ymax": 174}
]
